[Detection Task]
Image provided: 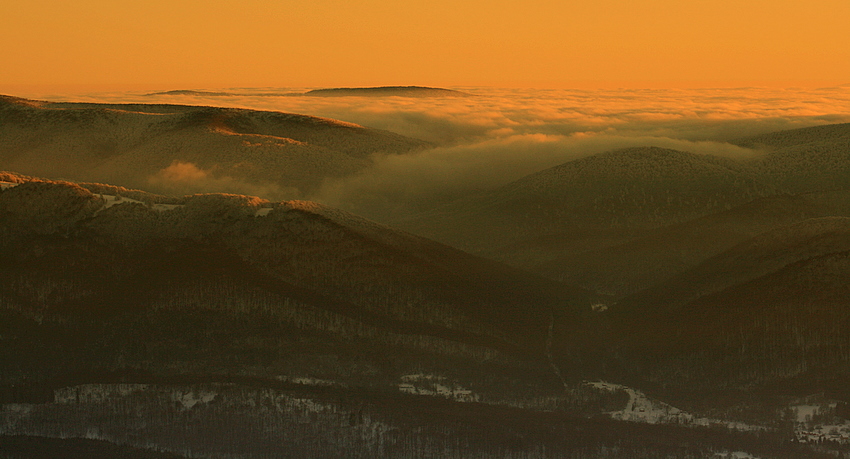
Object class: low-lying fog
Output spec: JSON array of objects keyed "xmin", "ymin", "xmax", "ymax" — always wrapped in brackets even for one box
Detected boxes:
[{"xmin": 13, "ymin": 85, "xmax": 850, "ymax": 220}]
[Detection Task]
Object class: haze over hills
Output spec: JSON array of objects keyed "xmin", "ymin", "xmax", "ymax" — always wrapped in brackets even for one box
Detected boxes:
[
  {"xmin": 396, "ymin": 123, "xmax": 850, "ymax": 295},
  {"xmin": 732, "ymin": 122, "xmax": 850, "ymax": 193},
  {"xmin": 735, "ymin": 122, "xmax": 850, "ymax": 150},
  {"xmin": 398, "ymin": 146, "xmax": 773, "ymax": 267},
  {"xmin": 0, "ymin": 94, "xmax": 430, "ymax": 199}
]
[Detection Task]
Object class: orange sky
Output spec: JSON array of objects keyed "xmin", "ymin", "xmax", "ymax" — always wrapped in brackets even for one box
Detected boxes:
[{"xmin": 1, "ymin": 0, "xmax": 849, "ymax": 88}]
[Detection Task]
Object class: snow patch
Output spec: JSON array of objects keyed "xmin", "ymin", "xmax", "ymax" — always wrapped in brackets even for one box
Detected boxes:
[
  {"xmin": 398, "ymin": 374, "xmax": 478, "ymax": 402},
  {"xmin": 793, "ymin": 404, "xmax": 821, "ymax": 423},
  {"xmin": 94, "ymin": 193, "xmax": 144, "ymax": 209},
  {"xmin": 286, "ymin": 397, "xmax": 336, "ymax": 414},
  {"xmin": 91, "ymin": 195, "xmax": 272, "ymax": 216},
  {"xmin": 713, "ymin": 452, "xmax": 761, "ymax": 459},
  {"xmin": 790, "ymin": 402, "xmax": 850, "ymax": 444},
  {"xmin": 585, "ymin": 381, "xmax": 765, "ymax": 431},
  {"xmin": 171, "ymin": 389, "xmax": 218, "ymax": 409},
  {"xmin": 0, "ymin": 181, "xmax": 19, "ymax": 190},
  {"xmin": 275, "ymin": 375, "xmax": 342, "ymax": 387},
  {"xmin": 54, "ymin": 384, "xmax": 149, "ymax": 404},
  {"xmin": 795, "ymin": 422, "xmax": 850, "ymax": 444}
]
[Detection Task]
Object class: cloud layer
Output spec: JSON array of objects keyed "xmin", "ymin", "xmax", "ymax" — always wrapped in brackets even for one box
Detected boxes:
[
  {"xmin": 15, "ymin": 85, "xmax": 850, "ymax": 220},
  {"xmin": 148, "ymin": 161, "xmax": 299, "ymax": 201}
]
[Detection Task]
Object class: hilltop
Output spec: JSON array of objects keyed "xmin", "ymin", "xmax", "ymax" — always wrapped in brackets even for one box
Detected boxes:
[
  {"xmin": 736, "ymin": 122, "xmax": 850, "ymax": 193},
  {"xmin": 0, "ymin": 94, "xmax": 430, "ymax": 198},
  {"xmin": 145, "ymin": 86, "xmax": 473, "ymax": 98},
  {"xmin": 304, "ymin": 86, "xmax": 473, "ymax": 97},
  {"xmin": 399, "ymin": 146, "xmax": 772, "ymax": 267}
]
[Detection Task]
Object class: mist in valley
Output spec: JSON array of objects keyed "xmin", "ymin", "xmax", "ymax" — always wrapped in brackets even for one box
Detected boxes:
[{"xmin": 10, "ymin": 85, "xmax": 850, "ymax": 222}]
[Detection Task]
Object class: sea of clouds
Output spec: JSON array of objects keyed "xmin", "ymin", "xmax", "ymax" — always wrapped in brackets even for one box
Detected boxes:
[{"xmin": 15, "ymin": 85, "xmax": 850, "ymax": 219}]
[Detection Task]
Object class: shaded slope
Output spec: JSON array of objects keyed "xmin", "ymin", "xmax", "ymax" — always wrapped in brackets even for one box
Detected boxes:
[
  {"xmin": 0, "ymin": 435, "xmax": 185, "ymax": 459},
  {"xmin": 609, "ymin": 250, "xmax": 850, "ymax": 408},
  {"xmin": 0, "ymin": 95, "xmax": 430, "ymax": 198},
  {"xmin": 736, "ymin": 122, "xmax": 850, "ymax": 193},
  {"xmin": 399, "ymin": 146, "xmax": 771, "ymax": 266},
  {"xmin": 0, "ymin": 173, "xmax": 597, "ymax": 404},
  {"xmin": 618, "ymin": 216, "xmax": 850, "ymax": 312},
  {"xmin": 538, "ymin": 189, "xmax": 850, "ymax": 296},
  {"xmin": 582, "ymin": 218, "xmax": 850, "ymax": 407}
]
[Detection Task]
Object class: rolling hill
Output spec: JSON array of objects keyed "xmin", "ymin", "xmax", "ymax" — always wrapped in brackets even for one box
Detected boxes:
[
  {"xmin": 398, "ymin": 124, "xmax": 850, "ymax": 293},
  {"xmin": 0, "ymin": 172, "xmax": 602, "ymax": 402},
  {"xmin": 4, "ymin": 117, "xmax": 850, "ymax": 457},
  {"xmin": 736, "ymin": 122, "xmax": 850, "ymax": 193},
  {"xmin": 398, "ymin": 146, "xmax": 773, "ymax": 267},
  {"xmin": 583, "ymin": 217, "xmax": 850, "ymax": 411},
  {"xmin": 617, "ymin": 216, "xmax": 850, "ymax": 313},
  {"xmin": 605, "ymin": 248, "xmax": 850, "ymax": 414},
  {"xmin": 0, "ymin": 94, "xmax": 430, "ymax": 199},
  {"xmin": 0, "ymin": 172, "xmax": 840, "ymax": 457},
  {"xmin": 537, "ymin": 189, "xmax": 850, "ymax": 296}
]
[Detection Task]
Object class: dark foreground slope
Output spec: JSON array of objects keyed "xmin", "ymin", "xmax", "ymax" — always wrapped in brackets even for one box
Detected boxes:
[
  {"xmin": 0, "ymin": 174, "xmax": 824, "ymax": 458},
  {"xmin": 0, "ymin": 174, "xmax": 598, "ymax": 389},
  {"xmin": 0, "ymin": 95, "xmax": 429, "ymax": 198}
]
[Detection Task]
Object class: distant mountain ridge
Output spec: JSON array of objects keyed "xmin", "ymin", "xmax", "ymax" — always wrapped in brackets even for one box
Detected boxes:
[
  {"xmin": 146, "ymin": 86, "xmax": 473, "ymax": 98},
  {"xmin": 0, "ymin": 94, "xmax": 431, "ymax": 198},
  {"xmin": 304, "ymin": 86, "xmax": 473, "ymax": 97},
  {"xmin": 734, "ymin": 122, "xmax": 850, "ymax": 149}
]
